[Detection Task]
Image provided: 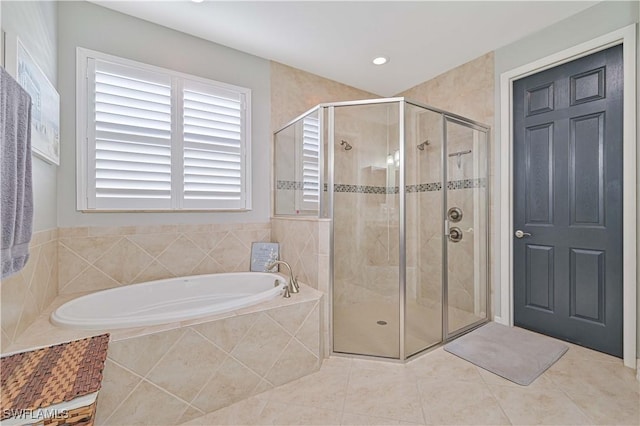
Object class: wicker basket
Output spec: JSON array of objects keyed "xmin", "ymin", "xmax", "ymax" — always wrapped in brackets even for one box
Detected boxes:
[{"xmin": 1, "ymin": 335, "xmax": 109, "ymax": 426}]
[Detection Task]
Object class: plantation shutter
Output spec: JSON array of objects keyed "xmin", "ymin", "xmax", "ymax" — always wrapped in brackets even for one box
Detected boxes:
[
  {"xmin": 301, "ymin": 116, "xmax": 320, "ymax": 209},
  {"xmin": 81, "ymin": 50, "xmax": 251, "ymax": 211},
  {"xmin": 182, "ymin": 79, "xmax": 246, "ymax": 209},
  {"xmin": 91, "ymin": 59, "xmax": 172, "ymax": 209}
]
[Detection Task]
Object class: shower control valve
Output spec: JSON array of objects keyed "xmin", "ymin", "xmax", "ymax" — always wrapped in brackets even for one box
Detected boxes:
[
  {"xmin": 449, "ymin": 227, "xmax": 463, "ymax": 243},
  {"xmin": 447, "ymin": 207, "xmax": 463, "ymax": 222}
]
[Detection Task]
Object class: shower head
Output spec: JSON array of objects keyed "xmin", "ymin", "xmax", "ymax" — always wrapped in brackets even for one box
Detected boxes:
[
  {"xmin": 417, "ymin": 140, "xmax": 430, "ymax": 151},
  {"xmin": 340, "ymin": 140, "xmax": 353, "ymax": 151}
]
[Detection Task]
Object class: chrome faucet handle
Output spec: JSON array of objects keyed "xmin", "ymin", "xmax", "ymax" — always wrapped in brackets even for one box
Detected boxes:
[
  {"xmin": 289, "ymin": 275, "xmax": 300, "ymax": 293},
  {"xmin": 264, "ymin": 260, "xmax": 299, "ymax": 294}
]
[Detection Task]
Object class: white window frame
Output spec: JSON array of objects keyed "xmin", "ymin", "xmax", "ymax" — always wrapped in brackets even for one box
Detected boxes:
[{"xmin": 76, "ymin": 47, "xmax": 252, "ymax": 211}]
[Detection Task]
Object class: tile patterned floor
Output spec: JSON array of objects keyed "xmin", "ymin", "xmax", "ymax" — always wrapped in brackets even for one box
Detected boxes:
[{"xmin": 182, "ymin": 338, "xmax": 639, "ymax": 425}]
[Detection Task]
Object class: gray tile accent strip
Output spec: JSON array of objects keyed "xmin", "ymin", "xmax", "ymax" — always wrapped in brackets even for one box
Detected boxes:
[{"xmin": 276, "ymin": 178, "xmax": 486, "ymax": 194}]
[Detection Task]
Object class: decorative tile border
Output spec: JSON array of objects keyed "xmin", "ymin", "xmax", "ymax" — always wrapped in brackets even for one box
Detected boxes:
[
  {"xmin": 447, "ymin": 178, "xmax": 487, "ymax": 190},
  {"xmin": 334, "ymin": 184, "xmax": 399, "ymax": 194},
  {"xmin": 276, "ymin": 180, "xmax": 304, "ymax": 190},
  {"xmin": 277, "ymin": 179, "xmax": 486, "ymax": 194},
  {"xmin": 406, "ymin": 182, "xmax": 442, "ymax": 193}
]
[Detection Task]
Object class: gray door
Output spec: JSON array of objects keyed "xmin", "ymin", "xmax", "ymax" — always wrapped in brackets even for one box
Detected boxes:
[{"xmin": 513, "ymin": 44, "xmax": 623, "ymax": 357}]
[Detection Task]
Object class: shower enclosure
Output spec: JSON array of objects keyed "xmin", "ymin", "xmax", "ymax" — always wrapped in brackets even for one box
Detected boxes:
[{"xmin": 274, "ymin": 98, "xmax": 489, "ymax": 360}]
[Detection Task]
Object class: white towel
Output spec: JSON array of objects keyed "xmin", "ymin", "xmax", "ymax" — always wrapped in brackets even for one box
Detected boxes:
[{"xmin": 1, "ymin": 66, "xmax": 33, "ymax": 279}]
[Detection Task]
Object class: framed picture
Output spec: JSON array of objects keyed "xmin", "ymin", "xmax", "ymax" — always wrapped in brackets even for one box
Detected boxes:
[
  {"xmin": 10, "ymin": 36, "xmax": 60, "ymax": 165},
  {"xmin": 250, "ymin": 242, "xmax": 280, "ymax": 272}
]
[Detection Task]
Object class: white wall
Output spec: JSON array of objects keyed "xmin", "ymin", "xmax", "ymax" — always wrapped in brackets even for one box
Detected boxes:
[
  {"xmin": 492, "ymin": 1, "xmax": 640, "ymax": 354},
  {"xmin": 1, "ymin": 1, "xmax": 58, "ymax": 232},
  {"xmin": 57, "ymin": 1, "xmax": 271, "ymax": 227}
]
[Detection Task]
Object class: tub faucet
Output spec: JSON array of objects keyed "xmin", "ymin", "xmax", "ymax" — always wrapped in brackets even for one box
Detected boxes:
[{"xmin": 266, "ymin": 260, "xmax": 299, "ymax": 294}]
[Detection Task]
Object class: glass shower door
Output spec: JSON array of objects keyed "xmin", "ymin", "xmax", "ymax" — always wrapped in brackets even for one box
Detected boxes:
[
  {"xmin": 332, "ymin": 102, "xmax": 400, "ymax": 358},
  {"xmin": 404, "ymin": 103, "xmax": 444, "ymax": 357},
  {"xmin": 444, "ymin": 117, "xmax": 489, "ymax": 336}
]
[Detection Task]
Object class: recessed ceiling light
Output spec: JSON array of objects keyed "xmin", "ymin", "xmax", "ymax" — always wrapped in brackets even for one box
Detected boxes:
[
  {"xmin": 372, "ymin": 57, "xmax": 388, "ymax": 65},
  {"xmin": 191, "ymin": 0, "xmax": 204, "ymax": 3}
]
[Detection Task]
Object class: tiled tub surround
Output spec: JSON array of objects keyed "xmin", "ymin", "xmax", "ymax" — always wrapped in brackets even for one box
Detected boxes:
[
  {"xmin": 271, "ymin": 217, "xmax": 330, "ymax": 357},
  {"xmin": 6, "ymin": 284, "xmax": 323, "ymax": 426},
  {"xmin": 1, "ymin": 229, "xmax": 59, "ymax": 349},
  {"xmin": 57, "ymin": 223, "xmax": 270, "ymax": 294}
]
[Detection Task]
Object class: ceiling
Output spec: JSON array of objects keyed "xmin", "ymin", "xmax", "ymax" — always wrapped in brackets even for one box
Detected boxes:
[{"xmin": 91, "ymin": 1, "xmax": 598, "ymax": 96}]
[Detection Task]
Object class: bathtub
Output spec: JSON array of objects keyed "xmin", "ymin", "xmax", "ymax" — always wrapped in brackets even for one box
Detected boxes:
[{"xmin": 51, "ymin": 272, "xmax": 288, "ymax": 330}]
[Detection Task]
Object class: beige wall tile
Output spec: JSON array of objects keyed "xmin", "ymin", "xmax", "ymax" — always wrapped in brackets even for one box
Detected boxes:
[
  {"xmin": 95, "ymin": 359, "xmax": 143, "ymax": 425},
  {"xmin": 53, "ymin": 223, "xmax": 270, "ymax": 294},
  {"xmin": 132, "ymin": 261, "xmax": 175, "ymax": 284},
  {"xmin": 59, "ymin": 236, "xmax": 121, "ymax": 263},
  {"xmin": 13, "ymin": 289, "xmax": 40, "ymax": 340},
  {"xmin": 295, "ymin": 302, "xmax": 320, "ymax": 355},
  {"xmin": 93, "ymin": 238, "xmax": 154, "ymax": 285},
  {"xmin": 208, "ymin": 233, "xmax": 250, "ymax": 272},
  {"xmin": 265, "ymin": 338, "xmax": 319, "ymax": 386},
  {"xmin": 88, "ymin": 226, "xmax": 136, "ymax": 237},
  {"xmin": 191, "ymin": 356, "xmax": 262, "ymax": 413},
  {"xmin": 155, "ymin": 236, "xmax": 207, "ymax": 277},
  {"xmin": 61, "ymin": 265, "xmax": 120, "ymax": 294},
  {"xmin": 267, "ymin": 300, "xmax": 317, "ymax": 335},
  {"xmin": 192, "ymin": 313, "xmax": 257, "ymax": 353},
  {"xmin": 183, "ymin": 231, "xmax": 228, "ymax": 253},
  {"xmin": 58, "ymin": 227, "xmax": 89, "ymax": 238},
  {"xmin": 108, "ymin": 328, "xmax": 184, "ymax": 377},
  {"xmin": 104, "ymin": 379, "xmax": 189, "ymax": 426},
  {"xmin": 1, "ymin": 273, "xmax": 28, "ymax": 343},
  {"xmin": 57, "ymin": 244, "xmax": 91, "ymax": 290},
  {"xmin": 32, "ymin": 252, "xmax": 52, "ymax": 311},
  {"xmin": 127, "ymin": 233, "xmax": 179, "ymax": 258},
  {"xmin": 270, "ymin": 61, "xmax": 378, "ymax": 133},
  {"xmin": 1, "ymin": 229, "xmax": 59, "ymax": 348},
  {"xmin": 19, "ymin": 246, "xmax": 40, "ymax": 289},
  {"xmin": 231, "ymin": 313, "xmax": 292, "ymax": 376},
  {"xmin": 146, "ymin": 329, "xmax": 227, "ymax": 402}
]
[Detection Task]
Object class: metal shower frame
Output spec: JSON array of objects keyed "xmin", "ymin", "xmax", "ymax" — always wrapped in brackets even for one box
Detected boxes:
[{"xmin": 274, "ymin": 97, "xmax": 491, "ymax": 362}]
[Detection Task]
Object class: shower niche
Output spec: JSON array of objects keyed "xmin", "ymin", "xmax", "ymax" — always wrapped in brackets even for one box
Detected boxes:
[{"xmin": 274, "ymin": 98, "xmax": 489, "ymax": 361}]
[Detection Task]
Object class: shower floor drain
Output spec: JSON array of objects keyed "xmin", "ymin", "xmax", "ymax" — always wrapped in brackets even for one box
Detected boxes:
[{"xmin": 376, "ymin": 320, "xmax": 388, "ymax": 326}]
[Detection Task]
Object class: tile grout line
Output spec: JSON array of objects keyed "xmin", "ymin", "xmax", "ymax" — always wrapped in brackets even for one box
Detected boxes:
[
  {"xmin": 478, "ymin": 368, "xmax": 515, "ymax": 426},
  {"xmin": 542, "ymin": 367, "xmax": 600, "ymax": 424},
  {"xmin": 99, "ymin": 357, "xmax": 148, "ymax": 426},
  {"xmin": 112, "ymin": 333, "xmax": 216, "ymax": 421}
]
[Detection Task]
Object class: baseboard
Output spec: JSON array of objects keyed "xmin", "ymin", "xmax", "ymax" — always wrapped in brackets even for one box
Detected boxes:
[{"xmin": 493, "ymin": 316, "xmax": 508, "ymax": 326}]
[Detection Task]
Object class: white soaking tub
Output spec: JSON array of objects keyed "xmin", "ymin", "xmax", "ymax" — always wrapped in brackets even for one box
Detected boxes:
[{"xmin": 51, "ymin": 272, "xmax": 287, "ymax": 330}]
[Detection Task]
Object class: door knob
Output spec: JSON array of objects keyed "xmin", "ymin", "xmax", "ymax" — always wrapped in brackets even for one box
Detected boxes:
[{"xmin": 515, "ymin": 230, "xmax": 532, "ymax": 239}]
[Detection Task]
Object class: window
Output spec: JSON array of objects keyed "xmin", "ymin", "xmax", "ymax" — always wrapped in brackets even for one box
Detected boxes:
[
  {"xmin": 300, "ymin": 115, "xmax": 320, "ymax": 209},
  {"xmin": 77, "ymin": 48, "xmax": 251, "ymax": 211}
]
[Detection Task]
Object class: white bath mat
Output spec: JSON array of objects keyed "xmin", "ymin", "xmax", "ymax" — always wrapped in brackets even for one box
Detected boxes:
[{"xmin": 444, "ymin": 322, "xmax": 568, "ymax": 386}]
